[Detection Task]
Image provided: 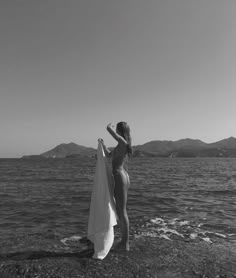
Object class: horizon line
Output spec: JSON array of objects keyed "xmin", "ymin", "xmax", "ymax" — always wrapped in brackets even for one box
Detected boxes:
[{"xmin": 1, "ymin": 135, "xmax": 235, "ymax": 159}]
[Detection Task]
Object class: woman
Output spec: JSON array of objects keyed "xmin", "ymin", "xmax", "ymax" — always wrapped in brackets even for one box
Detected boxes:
[{"xmin": 99, "ymin": 122, "xmax": 132, "ymax": 251}]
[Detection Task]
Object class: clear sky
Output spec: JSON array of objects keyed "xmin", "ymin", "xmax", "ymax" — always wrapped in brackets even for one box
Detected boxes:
[{"xmin": 0, "ymin": 0, "xmax": 235, "ymax": 157}]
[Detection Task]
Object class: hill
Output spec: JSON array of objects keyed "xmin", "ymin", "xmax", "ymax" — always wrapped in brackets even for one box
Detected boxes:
[
  {"xmin": 208, "ymin": 136, "xmax": 236, "ymax": 149},
  {"xmin": 135, "ymin": 138, "xmax": 206, "ymax": 155},
  {"xmin": 133, "ymin": 137, "xmax": 236, "ymax": 157},
  {"xmin": 41, "ymin": 143, "xmax": 96, "ymax": 158},
  {"xmin": 21, "ymin": 137, "xmax": 236, "ymax": 158}
]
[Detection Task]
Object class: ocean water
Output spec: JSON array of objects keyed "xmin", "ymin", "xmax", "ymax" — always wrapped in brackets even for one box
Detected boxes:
[{"xmin": 0, "ymin": 157, "xmax": 236, "ymax": 251}]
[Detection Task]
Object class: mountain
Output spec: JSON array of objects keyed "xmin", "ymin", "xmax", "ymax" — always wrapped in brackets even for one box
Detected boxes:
[
  {"xmin": 133, "ymin": 137, "xmax": 236, "ymax": 157},
  {"xmin": 21, "ymin": 137, "xmax": 236, "ymax": 159},
  {"xmin": 208, "ymin": 137, "xmax": 236, "ymax": 149},
  {"xmin": 173, "ymin": 139, "xmax": 207, "ymax": 149},
  {"xmin": 134, "ymin": 138, "xmax": 207, "ymax": 156},
  {"xmin": 41, "ymin": 143, "xmax": 96, "ymax": 158}
]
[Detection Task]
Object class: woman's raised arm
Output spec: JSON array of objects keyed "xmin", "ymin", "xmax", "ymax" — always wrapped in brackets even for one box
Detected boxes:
[{"xmin": 106, "ymin": 123, "xmax": 127, "ymax": 144}]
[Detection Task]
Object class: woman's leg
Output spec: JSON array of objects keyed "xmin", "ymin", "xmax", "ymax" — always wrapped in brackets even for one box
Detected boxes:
[{"xmin": 114, "ymin": 171, "xmax": 130, "ymax": 250}]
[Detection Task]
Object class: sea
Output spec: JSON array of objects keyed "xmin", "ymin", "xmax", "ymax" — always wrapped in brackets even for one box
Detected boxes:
[{"xmin": 0, "ymin": 156, "xmax": 236, "ymax": 252}]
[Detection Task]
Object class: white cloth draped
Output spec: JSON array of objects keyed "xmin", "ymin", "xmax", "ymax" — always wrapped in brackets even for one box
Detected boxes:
[{"xmin": 87, "ymin": 141, "xmax": 117, "ymax": 259}]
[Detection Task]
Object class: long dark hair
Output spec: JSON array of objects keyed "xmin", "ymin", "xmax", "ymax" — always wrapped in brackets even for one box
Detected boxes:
[{"xmin": 116, "ymin": 121, "xmax": 132, "ymax": 158}]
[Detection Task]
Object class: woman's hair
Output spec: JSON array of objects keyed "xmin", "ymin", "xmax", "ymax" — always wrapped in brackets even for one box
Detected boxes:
[{"xmin": 116, "ymin": 121, "xmax": 132, "ymax": 157}]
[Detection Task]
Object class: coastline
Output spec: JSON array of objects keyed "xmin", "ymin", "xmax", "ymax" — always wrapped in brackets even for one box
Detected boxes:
[{"xmin": 1, "ymin": 217, "xmax": 236, "ymax": 278}]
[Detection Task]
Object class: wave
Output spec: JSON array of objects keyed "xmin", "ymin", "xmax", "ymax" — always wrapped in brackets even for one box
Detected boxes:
[{"xmin": 134, "ymin": 216, "xmax": 236, "ymax": 243}]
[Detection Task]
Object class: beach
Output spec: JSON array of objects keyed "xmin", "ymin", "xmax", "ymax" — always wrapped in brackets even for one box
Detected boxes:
[{"xmin": 0, "ymin": 216, "xmax": 236, "ymax": 278}]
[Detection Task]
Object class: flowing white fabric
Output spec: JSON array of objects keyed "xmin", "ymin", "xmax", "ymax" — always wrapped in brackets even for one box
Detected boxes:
[{"xmin": 87, "ymin": 141, "xmax": 117, "ymax": 259}]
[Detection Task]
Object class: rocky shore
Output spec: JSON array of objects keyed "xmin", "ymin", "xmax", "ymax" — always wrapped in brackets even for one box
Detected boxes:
[{"xmin": 0, "ymin": 217, "xmax": 236, "ymax": 278}]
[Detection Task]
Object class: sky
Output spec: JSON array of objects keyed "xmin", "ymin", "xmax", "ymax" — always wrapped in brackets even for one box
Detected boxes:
[{"xmin": 0, "ymin": 0, "xmax": 235, "ymax": 157}]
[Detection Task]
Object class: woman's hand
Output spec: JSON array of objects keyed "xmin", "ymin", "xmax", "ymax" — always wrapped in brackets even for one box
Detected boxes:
[{"xmin": 107, "ymin": 123, "xmax": 115, "ymax": 131}]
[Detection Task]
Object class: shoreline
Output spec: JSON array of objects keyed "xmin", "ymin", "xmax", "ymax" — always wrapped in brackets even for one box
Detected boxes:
[{"xmin": 1, "ymin": 217, "xmax": 236, "ymax": 278}]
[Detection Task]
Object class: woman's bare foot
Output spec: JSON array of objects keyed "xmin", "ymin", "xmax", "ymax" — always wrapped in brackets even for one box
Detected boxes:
[{"xmin": 113, "ymin": 241, "xmax": 130, "ymax": 252}]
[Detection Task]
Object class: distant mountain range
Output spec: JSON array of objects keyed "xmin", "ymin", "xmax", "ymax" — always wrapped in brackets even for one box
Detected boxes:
[
  {"xmin": 133, "ymin": 137, "xmax": 236, "ymax": 157},
  {"xmin": 22, "ymin": 137, "xmax": 236, "ymax": 158}
]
